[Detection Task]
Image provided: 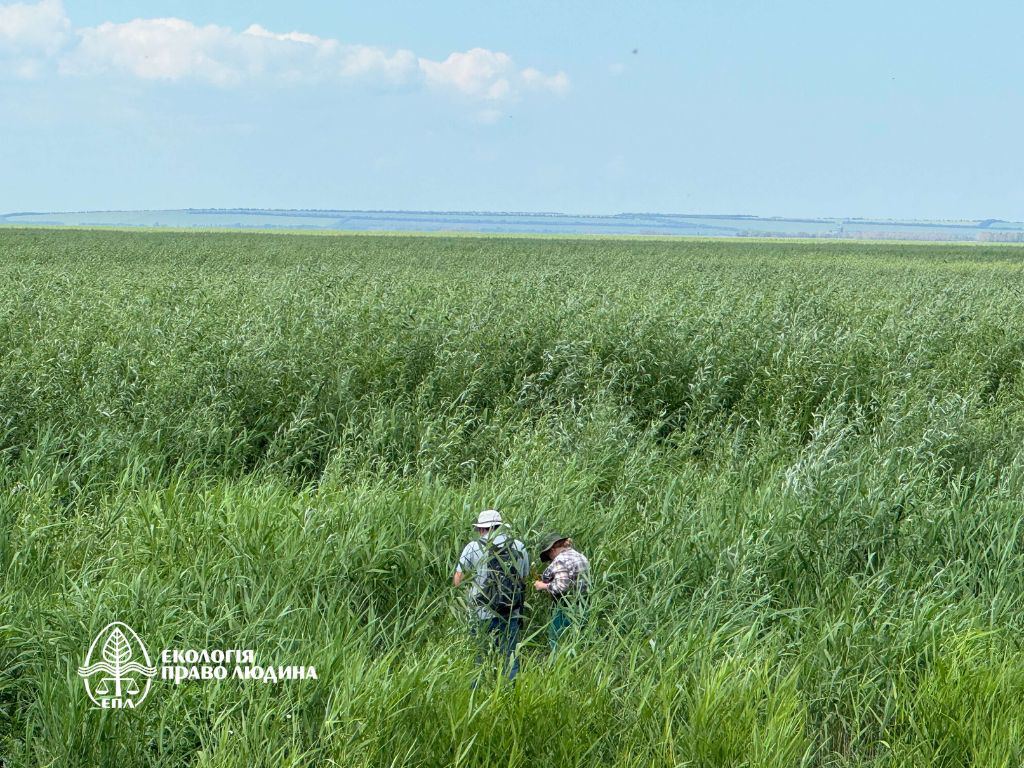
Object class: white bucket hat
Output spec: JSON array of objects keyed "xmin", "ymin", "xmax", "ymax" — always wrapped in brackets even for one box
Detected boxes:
[{"xmin": 474, "ymin": 509, "xmax": 502, "ymax": 529}]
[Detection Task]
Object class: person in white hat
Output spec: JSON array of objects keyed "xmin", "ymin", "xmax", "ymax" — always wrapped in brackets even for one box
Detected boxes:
[{"xmin": 453, "ymin": 509, "xmax": 529, "ymax": 682}]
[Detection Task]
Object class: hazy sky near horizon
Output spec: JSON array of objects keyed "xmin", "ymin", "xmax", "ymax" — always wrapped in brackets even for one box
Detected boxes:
[{"xmin": 2, "ymin": 1, "xmax": 1022, "ymax": 220}]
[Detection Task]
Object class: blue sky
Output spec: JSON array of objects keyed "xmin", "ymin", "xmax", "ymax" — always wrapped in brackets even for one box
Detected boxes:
[{"xmin": 1, "ymin": 1, "xmax": 1022, "ymax": 219}]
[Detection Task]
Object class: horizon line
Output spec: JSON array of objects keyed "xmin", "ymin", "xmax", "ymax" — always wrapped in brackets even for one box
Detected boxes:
[{"xmin": 2, "ymin": 207, "xmax": 1021, "ymax": 226}]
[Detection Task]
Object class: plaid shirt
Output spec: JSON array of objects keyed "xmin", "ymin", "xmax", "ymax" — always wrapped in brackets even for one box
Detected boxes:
[{"xmin": 541, "ymin": 547, "xmax": 590, "ymax": 598}]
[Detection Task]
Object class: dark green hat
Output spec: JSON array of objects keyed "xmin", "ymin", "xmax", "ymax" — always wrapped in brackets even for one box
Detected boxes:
[{"xmin": 539, "ymin": 532, "xmax": 569, "ymax": 561}]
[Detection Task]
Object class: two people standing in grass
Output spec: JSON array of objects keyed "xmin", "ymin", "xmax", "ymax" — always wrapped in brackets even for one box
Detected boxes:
[{"xmin": 453, "ymin": 510, "xmax": 591, "ymax": 682}]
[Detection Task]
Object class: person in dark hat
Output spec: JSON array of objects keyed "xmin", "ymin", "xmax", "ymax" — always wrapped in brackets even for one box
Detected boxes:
[{"xmin": 533, "ymin": 533, "xmax": 590, "ymax": 651}]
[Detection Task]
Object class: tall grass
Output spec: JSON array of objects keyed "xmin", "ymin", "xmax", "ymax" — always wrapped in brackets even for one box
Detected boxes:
[{"xmin": 3, "ymin": 229, "xmax": 1024, "ymax": 766}]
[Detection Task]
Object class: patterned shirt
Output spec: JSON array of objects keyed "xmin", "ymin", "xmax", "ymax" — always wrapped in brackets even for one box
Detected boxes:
[{"xmin": 541, "ymin": 547, "xmax": 590, "ymax": 599}]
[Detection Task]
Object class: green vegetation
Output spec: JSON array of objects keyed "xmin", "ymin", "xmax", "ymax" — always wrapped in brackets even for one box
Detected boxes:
[{"xmin": 3, "ymin": 228, "xmax": 1024, "ymax": 767}]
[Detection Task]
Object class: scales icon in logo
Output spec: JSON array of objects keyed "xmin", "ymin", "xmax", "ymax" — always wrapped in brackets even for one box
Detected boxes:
[{"xmin": 78, "ymin": 622, "xmax": 156, "ymax": 709}]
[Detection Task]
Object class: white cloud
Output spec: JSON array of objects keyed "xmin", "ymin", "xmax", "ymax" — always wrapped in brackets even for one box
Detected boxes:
[
  {"xmin": 242, "ymin": 23, "xmax": 334, "ymax": 50},
  {"xmin": 0, "ymin": 0, "xmax": 67, "ymax": 53},
  {"xmin": 419, "ymin": 47, "xmax": 568, "ymax": 100},
  {"xmin": 0, "ymin": 0, "xmax": 569, "ymax": 106},
  {"xmin": 63, "ymin": 18, "xmax": 357, "ymax": 85},
  {"xmin": 419, "ymin": 48, "xmax": 513, "ymax": 99},
  {"xmin": 65, "ymin": 18, "xmax": 242, "ymax": 84},
  {"xmin": 61, "ymin": 18, "xmax": 424, "ymax": 87},
  {"xmin": 0, "ymin": 0, "xmax": 69, "ymax": 74},
  {"xmin": 520, "ymin": 66, "xmax": 570, "ymax": 95},
  {"xmin": 337, "ymin": 45, "xmax": 418, "ymax": 83}
]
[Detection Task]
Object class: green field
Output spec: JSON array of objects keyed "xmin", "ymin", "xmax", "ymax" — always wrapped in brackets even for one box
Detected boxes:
[{"xmin": 4, "ymin": 229, "xmax": 1024, "ymax": 767}]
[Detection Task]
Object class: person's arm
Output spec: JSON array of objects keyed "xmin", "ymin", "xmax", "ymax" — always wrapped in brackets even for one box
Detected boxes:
[
  {"xmin": 453, "ymin": 542, "xmax": 475, "ymax": 587},
  {"xmin": 537, "ymin": 559, "xmax": 571, "ymax": 595},
  {"xmin": 534, "ymin": 561, "xmax": 555, "ymax": 591}
]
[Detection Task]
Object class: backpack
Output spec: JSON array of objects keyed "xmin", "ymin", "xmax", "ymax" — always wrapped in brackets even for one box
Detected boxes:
[{"xmin": 477, "ymin": 539, "xmax": 524, "ymax": 617}]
